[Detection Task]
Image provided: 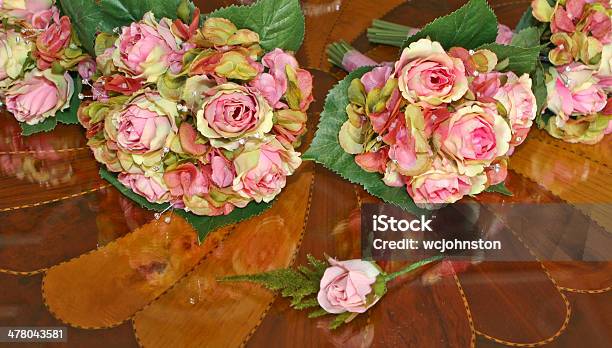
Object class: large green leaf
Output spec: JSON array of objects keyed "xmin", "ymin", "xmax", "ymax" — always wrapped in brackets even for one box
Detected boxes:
[
  {"xmin": 515, "ymin": 6, "xmax": 538, "ymax": 32},
  {"xmin": 20, "ymin": 117, "xmax": 57, "ymax": 136},
  {"xmin": 20, "ymin": 73, "xmax": 82, "ymax": 135},
  {"xmin": 485, "ymin": 183, "xmax": 513, "ymax": 196},
  {"xmin": 401, "ymin": 0, "xmax": 498, "ymax": 50},
  {"xmin": 532, "ymin": 61, "xmax": 548, "ymax": 116},
  {"xmin": 511, "ymin": 27, "xmax": 542, "ymax": 48},
  {"xmin": 59, "ymin": 0, "xmax": 195, "ymax": 55},
  {"xmin": 99, "ymin": 168, "xmax": 272, "ymax": 242},
  {"xmin": 479, "ymin": 43, "xmax": 541, "ymax": 75},
  {"xmin": 208, "ymin": 0, "xmax": 305, "ymax": 52},
  {"xmin": 303, "ymin": 67, "xmax": 426, "ymax": 215}
]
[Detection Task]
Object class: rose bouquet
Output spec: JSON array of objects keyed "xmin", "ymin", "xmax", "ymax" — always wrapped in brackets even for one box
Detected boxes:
[
  {"xmin": 67, "ymin": 0, "xmax": 311, "ymax": 240},
  {"xmin": 0, "ymin": 0, "xmax": 92, "ymax": 135},
  {"xmin": 516, "ymin": 0, "xmax": 611, "ymax": 144},
  {"xmin": 306, "ymin": 0, "xmax": 541, "ymax": 211},
  {"xmin": 220, "ymin": 255, "xmax": 441, "ymax": 329}
]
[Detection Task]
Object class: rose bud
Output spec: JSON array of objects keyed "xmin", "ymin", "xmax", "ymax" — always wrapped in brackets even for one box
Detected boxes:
[
  {"xmin": 232, "ymin": 137, "xmax": 302, "ymax": 203},
  {"xmin": 5, "ymin": 69, "xmax": 73, "ymax": 125}
]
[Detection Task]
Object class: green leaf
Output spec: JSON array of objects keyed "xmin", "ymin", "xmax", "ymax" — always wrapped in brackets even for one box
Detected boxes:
[
  {"xmin": 515, "ymin": 6, "xmax": 538, "ymax": 32},
  {"xmin": 219, "ymin": 254, "xmax": 327, "ymax": 309},
  {"xmin": 401, "ymin": 0, "xmax": 498, "ymax": 50},
  {"xmin": 99, "ymin": 167, "xmax": 272, "ymax": 242},
  {"xmin": 485, "ymin": 183, "xmax": 513, "ymax": 196},
  {"xmin": 56, "ymin": 74, "xmax": 82, "ymax": 125},
  {"xmin": 330, "ymin": 312, "xmax": 353, "ymax": 330},
  {"xmin": 372, "ymin": 276, "xmax": 387, "ymax": 298},
  {"xmin": 59, "ymin": 0, "xmax": 195, "ymax": 55},
  {"xmin": 292, "ymin": 298, "xmax": 320, "ymax": 310},
  {"xmin": 479, "ymin": 43, "xmax": 541, "ymax": 75},
  {"xmin": 308, "ymin": 308, "xmax": 328, "ymax": 319},
  {"xmin": 20, "ymin": 117, "xmax": 58, "ymax": 136},
  {"xmin": 303, "ymin": 67, "xmax": 427, "ymax": 215},
  {"xmin": 533, "ymin": 61, "xmax": 548, "ymax": 115},
  {"xmin": 208, "ymin": 0, "xmax": 305, "ymax": 52},
  {"xmin": 511, "ymin": 27, "xmax": 542, "ymax": 48}
]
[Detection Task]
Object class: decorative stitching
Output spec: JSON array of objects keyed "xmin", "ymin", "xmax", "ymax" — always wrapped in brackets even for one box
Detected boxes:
[
  {"xmin": 473, "ymin": 205, "xmax": 573, "ymax": 347},
  {"xmin": 239, "ymin": 171, "xmax": 316, "ymax": 347},
  {"xmin": 558, "ymin": 286, "xmax": 612, "ymax": 294},
  {"xmin": 452, "ymin": 274, "xmax": 477, "ymax": 348},
  {"xmin": 0, "ymin": 147, "xmax": 88, "ymax": 156},
  {"xmin": 0, "ymin": 268, "xmax": 47, "ymax": 276},
  {"xmin": 0, "ymin": 185, "xmax": 110, "ymax": 213},
  {"xmin": 41, "ymin": 215, "xmax": 230, "ymax": 330}
]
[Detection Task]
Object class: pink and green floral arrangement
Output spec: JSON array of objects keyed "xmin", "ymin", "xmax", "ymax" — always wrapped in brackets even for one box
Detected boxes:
[
  {"xmin": 520, "ymin": 0, "xmax": 611, "ymax": 144},
  {"xmin": 307, "ymin": 0, "xmax": 541, "ymax": 211},
  {"xmin": 63, "ymin": 0, "xmax": 310, "ymax": 240},
  {"xmin": 0, "ymin": 0, "xmax": 93, "ymax": 135}
]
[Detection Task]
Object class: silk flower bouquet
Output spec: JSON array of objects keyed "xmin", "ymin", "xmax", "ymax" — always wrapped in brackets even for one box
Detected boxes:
[
  {"xmin": 0, "ymin": 0, "xmax": 93, "ymax": 135},
  {"xmin": 305, "ymin": 0, "xmax": 542, "ymax": 211},
  {"xmin": 67, "ymin": 0, "xmax": 312, "ymax": 240},
  {"xmin": 517, "ymin": 0, "xmax": 611, "ymax": 144}
]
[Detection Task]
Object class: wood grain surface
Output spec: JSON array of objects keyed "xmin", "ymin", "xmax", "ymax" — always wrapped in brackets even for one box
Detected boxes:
[{"xmin": 0, "ymin": 1, "xmax": 610, "ymax": 347}]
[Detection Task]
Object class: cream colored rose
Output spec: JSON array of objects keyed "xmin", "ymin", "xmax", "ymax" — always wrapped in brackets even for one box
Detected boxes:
[{"xmin": 394, "ymin": 38, "xmax": 468, "ymax": 106}]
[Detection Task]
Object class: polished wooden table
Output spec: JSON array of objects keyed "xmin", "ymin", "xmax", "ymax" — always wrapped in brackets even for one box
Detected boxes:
[{"xmin": 0, "ymin": 1, "xmax": 611, "ymax": 347}]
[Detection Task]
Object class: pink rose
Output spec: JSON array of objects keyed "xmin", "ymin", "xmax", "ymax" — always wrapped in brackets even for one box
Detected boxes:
[
  {"xmin": 35, "ymin": 15, "xmax": 72, "ymax": 70},
  {"xmin": 114, "ymin": 12, "xmax": 182, "ymax": 82},
  {"xmin": 295, "ymin": 68, "xmax": 314, "ymax": 112},
  {"xmin": 361, "ymin": 65, "xmax": 393, "ymax": 93},
  {"xmin": 30, "ymin": 5, "xmax": 57, "ymax": 29},
  {"xmin": 423, "ymin": 107, "xmax": 452, "ymax": 138},
  {"xmin": 493, "ymin": 72, "xmax": 537, "ymax": 146},
  {"xmin": 261, "ymin": 48, "xmax": 299, "ymax": 91},
  {"xmin": 0, "ymin": 0, "xmax": 53, "ymax": 23},
  {"xmin": 407, "ymin": 157, "xmax": 487, "ymax": 205},
  {"xmin": 470, "ymin": 72, "xmax": 503, "ymax": 103},
  {"xmin": 384, "ymin": 117, "xmax": 432, "ymax": 177},
  {"xmin": 5, "ymin": 70, "xmax": 73, "ymax": 125},
  {"xmin": 252, "ymin": 48, "xmax": 313, "ymax": 111},
  {"xmin": 209, "ymin": 150, "xmax": 235, "ymax": 188},
  {"xmin": 395, "ymin": 39, "xmax": 468, "ymax": 106},
  {"xmin": 232, "ymin": 138, "xmax": 301, "ymax": 203},
  {"xmin": 115, "ymin": 96, "xmax": 172, "ymax": 154},
  {"xmin": 250, "ymin": 73, "xmax": 285, "ymax": 108},
  {"xmin": 77, "ymin": 58, "xmax": 96, "ymax": 81},
  {"xmin": 496, "ymin": 24, "xmax": 514, "ymax": 45},
  {"xmin": 546, "ymin": 63, "xmax": 607, "ymax": 125},
  {"xmin": 118, "ymin": 173, "xmax": 169, "ymax": 204},
  {"xmin": 196, "ymin": 83, "xmax": 273, "ymax": 147},
  {"xmin": 434, "ymin": 103, "xmax": 511, "ymax": 176},
  {"xmin": 163, "ymin": 162, "xmax": 209, "ymax": 198},
  {"xmin": 317, "ymin": 258, "xmax": 381, "ymax": 314},
  {"xmin": 360, "ymin": 66, "xmax": 402, "ymax": 134}
]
